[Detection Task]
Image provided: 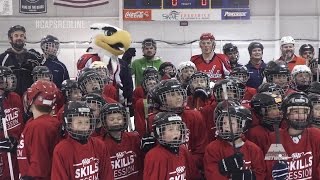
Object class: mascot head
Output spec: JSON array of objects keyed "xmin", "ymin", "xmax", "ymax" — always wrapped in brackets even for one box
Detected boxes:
[{"xmin": 90, "ymin": 23, "xmax": 131, "ymax": 57}]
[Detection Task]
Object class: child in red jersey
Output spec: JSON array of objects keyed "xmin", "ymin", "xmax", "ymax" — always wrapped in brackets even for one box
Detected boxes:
[
  {"xmin": 17, "ymin": 80, "xmax": 60, "ymax": 180},
  {"xmin": 204, "ymin": 103, "xmax": 266, "ymax": 180},
  {"xmin": 51, "ymin": 101, "xmax": 114, "ymax": 180},
  {"xmin": 99, "ymin": 103, "xmax": 143, "ymax": 180},
  {"xmin": 0, "ymin": 66, "xmax": 24, "ymax": 180},
  {"xmin": 143, "ymin": 112, "xmax": 200, "ymax": 180},
  {"xmin": 265, "ymin": 92, "xmax": 320, "ymax": 179}
]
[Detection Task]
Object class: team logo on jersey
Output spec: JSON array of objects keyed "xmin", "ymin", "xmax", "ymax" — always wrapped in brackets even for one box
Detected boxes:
[
  {"xmin": 286, "ymin": 151, "xmax": 313, "ymax": 179},
  {"xmin": 168, "ymin": 166, "xmax": 186, "ymax": 180},
  {"xmin": 4, "ymin": 107, "xmax": 20, "ymax": 130},
  {"xmin": 73, "ymin": 157, "xmax": 99, "ymax": 180},
  {"xmin": 110, "ymin": 150, "xmax": 138, "ymax": 179}
]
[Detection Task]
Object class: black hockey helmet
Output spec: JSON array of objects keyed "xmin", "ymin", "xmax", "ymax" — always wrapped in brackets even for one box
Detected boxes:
[
  {"xmin": 308, "ymin": 93, "xmax": 320, "ymax": 126},
  {"xmin": 159, "ymin": 62, "xmax": 176, "ymax": 77},
  {"xmin": 100, "ymin": 103, "xmax": 128, "ymax": 132},
  {"xmin": 248, "ymin": 42, "xmax": 264, "ymax": 55},
  {"xmin": 215, "ymin": 103, "xmax": 252, "ymax": 141},
  {"xmin": 142, "ymin": 38, "xmax": 156, "ymax": 49},
  {"xmin": 188, "ymin": 71, "xmax": 210, "ymax": 94},
  {"xmin": 61, "ymin": 79, "xmax": 82, "ymax": 101},
  {"xmin": 251, "ymin": 92, "xmax": 283, "ymax": 126},
  {"xmin": 149, "ymin": 79, "xmax": 186, "ymax": 113},
  {"xmin": 223, "ymin": 43, "xmax": 238, "ymax": 54},
  {"xmin": 213, "ymin": 78, "xmax": 245, "ymax": 102},
  {"xmin": 0, "ymin": 66, "xmax": 16, "ymax": 91},
  {"xmin": 230, "ymin": 66, "xmax": 249, "ymax": 83},
  {"xmin": 299, "ymin": 44, "xmax": 314, "ymax": 56},
  {"xmin": 281, "ymin": 92, "xmax": 312, "ymax": 130},
  {"xmin": 308, "ymin": 82, "xmax": 320, "ymax": 95},
  {"xmin": 63, "ymin": 101, "xmax": 95, "ymax": 141},
  {"xmin": 78, "ymin": 70, "xmax": 104, "ymax": 95},
  {"xmin": 152, "ymin": 112, "xmax": 187, "ymax": 148},
  {"xmin": 257, "ymin": 83, "xmax": 285, "ymax": 96},
  {"xmin": 32, "ymin": 66, "xmax": 53, "ymax": 82}
]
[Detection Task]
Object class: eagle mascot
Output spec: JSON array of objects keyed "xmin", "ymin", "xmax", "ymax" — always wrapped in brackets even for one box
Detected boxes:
[{"xmin": 77, "ymin": 23, "xmax": 133, "ymax": 105}]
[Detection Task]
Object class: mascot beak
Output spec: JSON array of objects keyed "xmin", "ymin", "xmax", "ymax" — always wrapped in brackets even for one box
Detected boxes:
[{"xmin": 94, "ymin": 29, "xmax": 132, "ymax": 56}]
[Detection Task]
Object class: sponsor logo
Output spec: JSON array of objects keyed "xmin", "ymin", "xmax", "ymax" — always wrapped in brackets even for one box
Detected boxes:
[
  {"xmin": 221, "ymin": 9, "xmax": 250, "ymax": 20},
  {"xmin": 123, "ymin": 9, "xmax": 151, "ymax": 21}
]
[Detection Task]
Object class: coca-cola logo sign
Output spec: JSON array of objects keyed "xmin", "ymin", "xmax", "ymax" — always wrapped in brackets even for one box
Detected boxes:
[{"xmin": 123, "ymin": 9, "xmax": 152, "ymax": 21}]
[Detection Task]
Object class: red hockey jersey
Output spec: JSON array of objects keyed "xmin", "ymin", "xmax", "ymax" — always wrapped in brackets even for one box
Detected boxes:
[
  {"xmin": 204, "ymin": 139, "xmax": 266, "ymax": 180},
  {"xmin": 99, "ymin": 132, "xmax": 143, "ymax": 180},
  {"xmin": 132, "ymin": 86, "xmax": 145, "ymax": 107},
  {"xmin": 143, "ymin": 144, "xmax": 200, "ymax": 180},
  {"xmin": 17, "ymin": 114, "xmax": 60, "ymax": 179},
  {"xmin": 190, "ymin": 53, "xmax": 231, "ymax": 82},
  {"xmin": 0, "ymin": 92, "xmax": 24, "ymax": 180},
  {"xmin": 264, "ymin": 128, "xmax": 320, "ymax": 180},
  {"xmin": 51, "ymin": 136, "xmax": 114, "ymax": 180}
]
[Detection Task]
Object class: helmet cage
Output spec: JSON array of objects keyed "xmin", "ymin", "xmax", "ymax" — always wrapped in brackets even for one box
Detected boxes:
[
  {"xmin": 0, "ymin": 74, "xmax": 17, "ymax": 91},
  {"xmin": 189, "ymin": 75, "xmax": 210, "ymax": 94},
  {"xmin": 215, "ymin": 112, "xmax": 246, "ymax": 141},
  {"xmin": 79, "ymin": 76, "xmax": 104, "ymax": 95},
  {"xmin": 310, "ymin": 101, "xmax": 320, "ymax": 126},
  {"xmin": 261, "ymin": 104, "xmax": 283, "ymax": 126},
  {"xmin": 101, "ymin": 107, "xmax": 128, "ymax": 132},
  {"xmin": 33, "ymin": 73, "xmax": 53, "ymax": 82},
  {"xmin": 155, "ymin": 121, "xmax": 187, "ymax": 148},
  {"xmin": 42, "ymin": 41, "xmax": 60, "ymax": 57},
  {"xmin": 65, "ymin": 111, "xmax": 96, "ymax": 141},
  {"xmin": 286, "ymin": 106, "xmax": 311, "ymax": 130},
  {"xmin": 142, "ymin": 76, "xmax": 159, "ymax": 93},
  {"xmin": 214, "ymin": 83, "xmax": 244, "ymax": 102},
  {"xmin": 267, "ymin": 74, "xmax": 290, "ymax": 90},
  {"xmin": 159, "ymin": 88, "xmax": 187, "ymax": 113}
]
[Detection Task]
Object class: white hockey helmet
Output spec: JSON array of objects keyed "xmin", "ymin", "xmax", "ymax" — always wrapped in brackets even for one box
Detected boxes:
[
  {"xmin": 178, "ymin": 61, "xmax": 197, "ymax": 73},
  {"xmin": 291, "ymin": 65, "xmax": 311, "ymax": 77},
  {"xmin": 280, "ymin": 36, "xmax": 295, "ymax": 46}
]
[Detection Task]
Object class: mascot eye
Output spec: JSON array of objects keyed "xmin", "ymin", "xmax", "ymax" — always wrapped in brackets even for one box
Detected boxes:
[{"xmin": 102, "ymin": 27, "xmax": 117, "ymax": 36}]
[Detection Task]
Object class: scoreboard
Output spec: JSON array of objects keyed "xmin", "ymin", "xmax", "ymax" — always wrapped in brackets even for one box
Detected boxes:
[{"xmin": 123, "ymin": 0, "xmax": 249, "ymax": 9}]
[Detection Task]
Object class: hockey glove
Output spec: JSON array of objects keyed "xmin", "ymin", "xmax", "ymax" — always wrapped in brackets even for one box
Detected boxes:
[
  {"xmin": 140, "ymin": 135, "xmax": 156, "ymax": 153},
  {"xmin": 272, "ymin": 161, "xmax": 288, "ymax": 180},
  {"xmin": 0, "ymin": 136, "xmax": 18, "ymax": 153},
  {"xmin": 231, "ymin": 169, "xmax": 256, "ymax": 180},
  {"xmin": 218, "ymin": 153, "xmax": 244, "ymax": 175}
]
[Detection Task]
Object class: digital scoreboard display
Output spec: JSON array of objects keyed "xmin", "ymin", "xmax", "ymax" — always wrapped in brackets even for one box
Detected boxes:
[{"xmin": 123, "ymin": 0, "xmax": 249, "ymax": 9}]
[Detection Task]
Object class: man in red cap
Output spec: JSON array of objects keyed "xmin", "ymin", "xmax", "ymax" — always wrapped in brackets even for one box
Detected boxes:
[{"xmin": 190, "ymin": 33, "xmax": 231, "ymax": 82}]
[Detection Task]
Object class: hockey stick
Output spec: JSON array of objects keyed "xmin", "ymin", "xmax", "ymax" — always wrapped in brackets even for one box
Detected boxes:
[
  {"xmin": 143, "ymin": 98, "xmax": 149, "ymax": 135},
  {"xmin": 222, "ymin": 84, "xmax": 237, "ymax": 152},
  {"xmin": 264, "ymin": 119, "xmax": 287, "ymax": 160},
  {"xmin": 317, "ymin": 48, "xmax": 320, "ymax": 82},
  {"xmin": 124, "ymin": 98, "xmax": 134, "ymax": 132},
  {"xmin": 0, "ymin": 97, "xmax": 14, "ymax": 180}
]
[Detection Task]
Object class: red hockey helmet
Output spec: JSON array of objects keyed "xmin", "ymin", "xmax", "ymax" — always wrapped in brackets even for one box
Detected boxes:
[
  {"xmin": 24, "ymin": 80, "xmax": 57, "ymax": 113},
  {"xmin": 200, "ymin": 33, "xmax": 215, "ymax": 41}
]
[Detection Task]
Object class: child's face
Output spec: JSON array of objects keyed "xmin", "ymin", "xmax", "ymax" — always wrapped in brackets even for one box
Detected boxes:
[
  {"xmin": 218, "ymin": 89, "xmax": 237, "ymax": 100},
  {"xmin": 106, "ymin": 113, "xmax": 125, "ymax": 129},
  {"xmin": 222, "ymin": 116, "xmax": 239, "ymax": 133},
  {"xmin": 180, "ymin": 67, "xmax": 195, "ymax": 82},
  {"xmin": 85, "ymin": 79, "xmax": 101, "ymax": 93},
  {"xmin": 272, "ymin": 74, "xmax": 288, "ymax": 88},
  {"xmin": 71, "ymin": 116, "xmax": 90, "ymax": 131},
  {"xmin": 87, "ymin": 102, "xmax": 100, "ymax": 118},
  {"xmin": 70, "ymin": 88, "xmax": 82, "ymax": 101},
  {"xmin": 165, "ymin": 91, "xmax": 184, "ymax": 108},
  {"xmin": 266, "ymin": 105, "xmax": 281, "ymax": 119},
  {"xmin": 145, "ymin": 79, "xmax": 157, "ymax": 92},
  {"xmin": 313, "ymin": 103, "xmax": 320, "ymax": 119},
  {"xmin": 295, "ymin": 73, "xmax": 311, "ymax": 85},
  {"xmin": 288, "ymin": 107, "xmax": 310, "ymax": 122},
  {"xmin": 162, "ymin": 124, "xmax": 181, "ymax": 143},
  {"xmin": 191, "ymin": 77, "xmax": 207, "ymax": 90}
]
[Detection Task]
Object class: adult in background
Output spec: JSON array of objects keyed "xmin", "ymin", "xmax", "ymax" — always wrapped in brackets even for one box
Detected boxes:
[
  {"xmin": 0, "ymin": 25, "xmax": 42, "ymax": 96},
  {"xmin": 275, "ymin": 36, "xmax": 306, "ymax": 72},
  {"xmin": 131, "ymin": 38, "xmax": 163, "ymax": 87},
  {"xmin": 245, "ymin": 42, "xmax": 266, "ymax": 89},
  {"xmin": 299, "ymin": 44, "xmax": 315, "ymax": 64},
  {"xmin": 190, "ymin": 33, "xmax": 231, "ymax": 82},
  {"xmin": 223, "ymin": 42, "xmax": 242, "ymax": 69},
  {"xmin": 40, "ymin": 35, "xmax": 69, "ymax": 89}
]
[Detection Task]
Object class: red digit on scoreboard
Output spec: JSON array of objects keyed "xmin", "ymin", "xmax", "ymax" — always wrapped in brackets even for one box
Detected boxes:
[
  {"xmin": 201, "ymin": 0, "xmax": 207, "ymax": 6},
  {"xmin": 172, "ymin": 0, "xmax": 178, "ymax": 6}
]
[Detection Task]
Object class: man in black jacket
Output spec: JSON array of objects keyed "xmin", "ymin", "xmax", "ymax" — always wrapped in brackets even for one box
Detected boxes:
[{"xmin": 0, "ymin": 25, "xmax": 42, "ymax": 96}]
